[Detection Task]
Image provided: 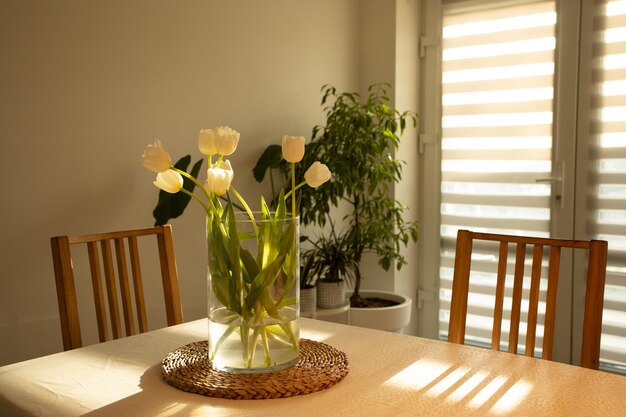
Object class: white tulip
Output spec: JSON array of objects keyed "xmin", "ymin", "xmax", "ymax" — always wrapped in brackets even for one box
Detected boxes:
[
  {"xmin": 198, "ymin": 129, "xmax": 218, "ymax": 156},
  {"xmin": 153, "ymin": 170, "xmax": 183, "ymax": 193},
  {"xmin": 198, "ymin": 126, "xmax": 240, "ymax": 156},
  {"xmin": 141, "ymin": 139, "xmax": 172, "ymax": 173},
  {"xmin": 205, "ymin": 159, "xmax": 234, "ymax": 196},
  {"xmin": 304, "ymin": 161, "xmax": 331, "ymax": 188},
  {"xmin": 282, "ymin": 135, "xmax": 305, "ymax": 163}
]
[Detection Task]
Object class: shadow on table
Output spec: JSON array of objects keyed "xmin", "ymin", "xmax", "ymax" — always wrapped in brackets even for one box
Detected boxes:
[{"xmin": 80, "ymin": 361, "xmax": 339, "ymax": 417}]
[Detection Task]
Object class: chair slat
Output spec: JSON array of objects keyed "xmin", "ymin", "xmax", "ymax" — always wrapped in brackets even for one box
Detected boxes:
[
  {"xmin": 50, "ymin": 236, "xmax": 82, "ymax": 350},
  {"xmin": 525, "ymin": 244, "xmax": 543, "ymax": 357},
  {"xmin": 157, "ymin": 226, "xmax": 183, "ymax": 326},
  {"xmin": 542, "ymin": 246, "xmax": 561, "ymax": 360},
  {"xmin": 491, "ymin": 241, "xmax": 508, "ymax": 351},
  {"xmin": 101, "ymin": 240, "xmax": 122, "ymax": 339},
  {"xmin": 87, "ymin": 241, "xmax": 108, "ymax": 343},
  {"xmin": 128, "ymin": 236, "xmax": 148, "ymax": 333},
  {"xmin": 114, "ymin": 238, "xmax": 136, "ymax": 336},
  {"xmin": 581, "ymin": 240, "xmax": 608, "ymax": 369},
  {"xmin": 508, "ymin": 243, "xmax": 526, "ymax": 354},
  {"xmin": 448, "ymin": 230, "xmax": 473, "ymax": 344}
]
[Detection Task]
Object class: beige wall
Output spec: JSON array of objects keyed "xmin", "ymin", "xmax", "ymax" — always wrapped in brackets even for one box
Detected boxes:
[
  {"xmin": 0, "ymin": 0, "xmax": 421, "ymax": 365},
  {"xmin": 357, "ymin": 0, "xmax": 421, "ymax": 335}
]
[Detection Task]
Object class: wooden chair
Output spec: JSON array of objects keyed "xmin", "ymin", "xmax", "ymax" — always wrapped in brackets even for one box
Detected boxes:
[
  {"xmin": 51, "ymin": 225, "xmax": 183, "ymax": 350},
  {"xmin": 448, "ymin": 229, "xmax": 608, "ymax": 369}
]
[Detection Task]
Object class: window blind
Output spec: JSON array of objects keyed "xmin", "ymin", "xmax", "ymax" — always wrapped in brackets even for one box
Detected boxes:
[
  {"xmin": 438, "ymin": 0, "xmax": 557, "ymax": 355},
  {"xmin": 588, "ymin": 0, "xmax": 626, "ymax": 371}
]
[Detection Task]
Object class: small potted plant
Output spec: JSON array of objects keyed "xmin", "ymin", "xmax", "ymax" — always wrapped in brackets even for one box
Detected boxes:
[
  {"xmin": 305, "ymin": 221, "xmax": 357, "ymax": 309},
  {"xmin": 299, "ymin": 250, "xmax": 318, "ymax": 314}
]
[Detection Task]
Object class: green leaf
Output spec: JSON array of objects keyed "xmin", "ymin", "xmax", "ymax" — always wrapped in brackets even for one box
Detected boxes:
[
  {"xmin": 209, "ymin": 218, "xmax": 238, "ymax": 310},
  {"xmin": 247, "ymin": 253, "xmax": 287, "ymax": 309},
  {"xmin": 153, "ymin": 156, "xmax": 203, "ymax": 226},
  {"xmin": 275, "ymin": 189, "xmax": 286, "ymax": 222},
  {"xmin": 259, "ymin": 287, "xmax": 280, "ymax": 319},
  {"xmin": 252, "ymin": 144, "xmax": 284, "ymax": 183},
  {"xmin": 277, "ymin": 297, "xmax": 297, "ymax": 309},
  {"xmin": 240, "ymin": 248, "xmax": 259, "ymax": 285}
]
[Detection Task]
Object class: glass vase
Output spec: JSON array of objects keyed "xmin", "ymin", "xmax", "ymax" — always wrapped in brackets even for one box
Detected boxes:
[{"xmin": 206, "ymin": 211, "xmax": 300, "ymax": 373}]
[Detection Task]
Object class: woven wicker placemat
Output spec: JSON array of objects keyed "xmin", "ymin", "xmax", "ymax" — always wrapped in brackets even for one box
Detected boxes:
[{"xmin": 161, "ymin": 339, "xmax": 349, "ymax": 400}]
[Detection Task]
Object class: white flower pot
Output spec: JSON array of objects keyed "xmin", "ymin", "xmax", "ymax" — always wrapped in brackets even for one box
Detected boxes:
[
  {"xmin": 349, "ymin": 290, "xmax": 412, "ymax": 333},
  {"xmin": 300, "ymin": 286, "xmax": 317, "ymax": 314},
  {"xmin": 317, "ymin": 280, "xmax": 346, "ymax": 309}
]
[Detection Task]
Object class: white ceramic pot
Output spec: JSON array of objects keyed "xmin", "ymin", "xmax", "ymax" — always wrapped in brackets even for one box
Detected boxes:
[
  {"xmin": 300, "ymin": 286, "xmax": 317, "ymax": 314},
  {"xmin": 317, "ymin": 280, "xmax": 346, "ymax": 309},
  {"xmin": 349, "ymin": 290, "xmax": 412, "ymax": 333}
]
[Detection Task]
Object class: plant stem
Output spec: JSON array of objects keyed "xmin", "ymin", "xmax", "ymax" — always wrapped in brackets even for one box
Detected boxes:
[
  {"xmin": 219, "ymin": 195, "xmax": 245, "ymax": 211},
  {"xmin": 230, "ymin": 186, "xmax": 259, "ymax": 236},
  {"xmin": 179, "ymin": 188, "xmax": 210, "ymax": 214},
  {"xmin": 172, "ymin": 167, "xmax": 212, "ymax": 202},
  {"xmin": 290, "ymin": 163, "xmax": 296, "ymax": 219},
  {"xmin": 284, "ymin": 181, "xmax": 306, "ymax": 201}
]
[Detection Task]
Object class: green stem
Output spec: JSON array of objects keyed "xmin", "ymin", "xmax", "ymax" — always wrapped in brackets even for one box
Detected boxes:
[
  {"xmin": 284, "ymin": 181, "xmax": 306, "ymax": 201},
  {"xmin": 171, "ymin": 167, "xmax": 211, "ymax": 202},
  {"xmin": 230, "ymin": 186, "xmax": 259, "ymax": 236},
  {"xmin": 205, "ymin": 195, "xmax": 229, "ymax": 238},
  {"xmin": 247, "ymin": 328, "xmax": 260, "ymax": 367},
  {"xmin": 219, "ymin": 195, "xmax": 245, "ymax": 211},
  {"xmin": 179, "ymin": 188, "xmax": 210, "ymax": 215},
  {"xmin": 290, "ymin": 163, "xmax": 296, "ymax": 219},
  {"xmin": 261, "ymin": 327, "xmax": 271, "ymax": 367}
]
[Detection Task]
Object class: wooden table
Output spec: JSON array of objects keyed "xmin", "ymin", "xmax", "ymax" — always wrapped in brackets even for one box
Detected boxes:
[{"xmin": 1, "ymin": 318, "xmax": 625, "ymax": 416}]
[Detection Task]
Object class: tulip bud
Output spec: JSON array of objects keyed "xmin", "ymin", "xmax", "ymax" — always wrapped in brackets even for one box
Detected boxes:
[
  {"xmin": 205, "ymin": 159, "xmax": 234, "ymax": 196},
  {"xmin": 198, "ymin": 129, "xmax": 218, "ymax": 156},
  {"xmin": 153, "ymin": 170, "xmax": 183, "ymax": 193},
  {"xmin": 304, "ymin": 161, "xmax": 331, "ymax": 188},
  {"xmin": 198, "ymin": 127, "xmax": 240, "ymax": 156},
  {"xmin": 141, "ymin": 139, "xmax": 172, "ymax": 173},
  {"xmin": 282, "ymin": 135, "xmax": 305, "ymax": 163},
  {"xmin": 216, "ymin": 126, "xmax": 240, "ymax": 156}
]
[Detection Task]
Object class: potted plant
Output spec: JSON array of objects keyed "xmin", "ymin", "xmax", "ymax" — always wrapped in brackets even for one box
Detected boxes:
[
  {"xmin": 253, "ymin": 83, "xmax": 418, "ymax": 330},
  {"xmin": 298, "ymin": 84, "xmax": 419, "ymax": 301},
  {"xmin": 305, "ymin": 220, "xmax": 357, "ymax": 309}
]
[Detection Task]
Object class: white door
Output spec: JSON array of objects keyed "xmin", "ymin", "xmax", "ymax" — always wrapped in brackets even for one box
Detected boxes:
[{"xmin": 419, "ymin": 0, "xmax": 626, "ymax": 372}]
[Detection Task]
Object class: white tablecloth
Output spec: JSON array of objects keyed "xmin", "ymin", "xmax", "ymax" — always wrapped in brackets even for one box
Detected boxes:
[{"xmin": 1, "ymin": 318, "xmax": 626, "ymax": 417}]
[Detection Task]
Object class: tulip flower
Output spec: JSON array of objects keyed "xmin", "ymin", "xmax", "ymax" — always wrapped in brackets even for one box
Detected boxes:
[
  {"xmin": 215, "ymin": 127, "xmax": 240, "ymax": 156},
  {"xmin": 205, "ymin": 160, "xmax": 234, "ymax": 196},
  {"xmin": 199, "ymin": 127, "xmax": 240, "ymax": 156},
  {"xmin": 141, "ymin": 139, "xmax": 172, "ymax": 173},
  {"xmin": 198, "ymin": 129, "xmax": 218, "ymax": 156},
  {"xmin": 153, "ymin": 170, "xmax": 183, "ymax": 193},
  {"xmin": 304, "ymin": 161, "xmax": 331, "ymax": 188},
  {"xmin": 282, "ymin": 135, "xmax": 305, "ymax": 163}
]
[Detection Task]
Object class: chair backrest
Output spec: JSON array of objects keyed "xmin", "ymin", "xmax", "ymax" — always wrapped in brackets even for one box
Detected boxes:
[
  {"xmin": 448, "ymin": 229, "xmax": 608, "ymax": 369},
  {"xmin": 50, "ymin": 225, "xmax": 183, "ymax": 351}
]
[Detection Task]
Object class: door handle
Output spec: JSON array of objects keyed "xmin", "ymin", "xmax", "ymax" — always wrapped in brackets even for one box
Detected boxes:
[{"xmin": 535, "ymin": 160, "xmax": 564, "ymax": 209}]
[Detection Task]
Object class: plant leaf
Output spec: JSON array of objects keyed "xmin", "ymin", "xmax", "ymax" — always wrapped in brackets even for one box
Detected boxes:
[
  {"xmin": 240, "ymin": 248, "xmax": 259, "ymax": 284},
  {"xmin": 252, "ymin": 144, "xmax": 283, "ymax": 182}
]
